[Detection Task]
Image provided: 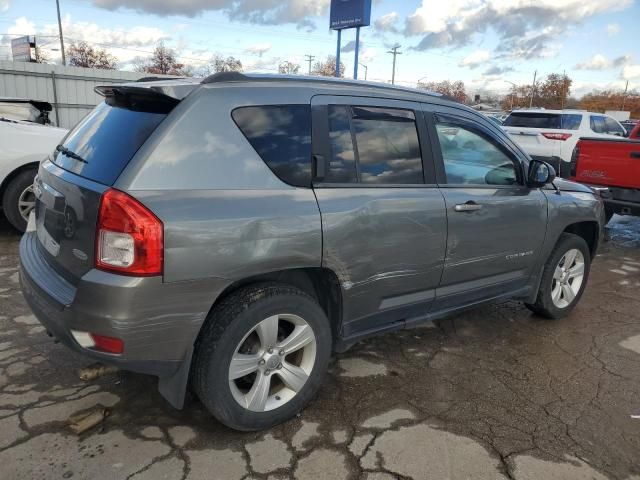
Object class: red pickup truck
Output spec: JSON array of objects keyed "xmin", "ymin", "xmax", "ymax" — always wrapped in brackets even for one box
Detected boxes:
[{"xmin": 570, "ymin": 123, "xmax": 640, "ymax": 223}]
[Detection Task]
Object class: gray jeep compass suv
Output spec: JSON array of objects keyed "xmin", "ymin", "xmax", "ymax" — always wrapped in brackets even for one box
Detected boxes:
[{"xmin": 19, "ymin": 73, "xmax": 604, "ymax": 431}]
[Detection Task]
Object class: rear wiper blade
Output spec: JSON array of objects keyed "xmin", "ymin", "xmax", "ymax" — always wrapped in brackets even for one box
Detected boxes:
[{"xmin": 56, "ymin": 145, "xmax": 88, "ymax": 164}]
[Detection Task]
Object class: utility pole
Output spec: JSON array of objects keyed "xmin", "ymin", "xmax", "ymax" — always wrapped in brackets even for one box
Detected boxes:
[
  {"xmin": 304, "ymin": 55, "xmax": 315, "ymax": 75},
  {"xmin": 387, "ymin": 45, "xmax": 402, "ymax": 85},
  {"xmin": 56, "ymin": 0, "xmax": 66, "ymax": 66},
  {"xmin": 561, "ymin": 70, "xmax": 567, "ymax": 110},
  {"xmin": 621, "ymin": 80, "xmax": 629, "ymax": 111},
  {"xmin": 529, "ymin": 70, "xmax": 537, "ymax": 108}
]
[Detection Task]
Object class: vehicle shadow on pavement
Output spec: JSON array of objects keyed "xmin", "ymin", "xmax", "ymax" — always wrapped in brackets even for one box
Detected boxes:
[{"xmin": 1, "ymin": 216, "xmax": 639, "ymax": 479}]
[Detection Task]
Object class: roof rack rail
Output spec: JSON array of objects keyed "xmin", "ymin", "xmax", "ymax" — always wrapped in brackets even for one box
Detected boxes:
[{"xmin": 201, "ymin": 71, "xmax": 250, "ymax": 84}]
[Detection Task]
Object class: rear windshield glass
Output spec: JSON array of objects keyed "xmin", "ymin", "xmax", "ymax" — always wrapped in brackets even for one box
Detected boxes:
[
  {"xmin": 52, "ymin": 101, "xmax": 166, "ymax": 185},
  {"xmin": 504, "ymin": 112, "xmax": 582, "ymax": 130}
]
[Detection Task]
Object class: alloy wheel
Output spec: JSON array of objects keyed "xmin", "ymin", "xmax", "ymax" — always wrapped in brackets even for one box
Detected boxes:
[
  {"xmin": 18, "ymin": 185, "xmax": 36, "ymax": 222},
  {"xmin": 228, "ymin": 314, "xmax": 317, "ymax": 412},
  {"xmin": 551, "ymin": 248, "xmax": 585, "ymax": 309}
]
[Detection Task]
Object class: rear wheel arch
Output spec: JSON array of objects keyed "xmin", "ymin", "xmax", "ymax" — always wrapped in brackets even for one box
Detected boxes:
[{"xmin": 198, "ymin": 267, "xmax": 343, "ymax": 348}]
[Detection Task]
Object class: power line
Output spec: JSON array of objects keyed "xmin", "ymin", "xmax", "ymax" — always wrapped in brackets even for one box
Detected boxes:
[{"xmin": 387, "ymin": 45, "xmax": 402, "ymax": 85}]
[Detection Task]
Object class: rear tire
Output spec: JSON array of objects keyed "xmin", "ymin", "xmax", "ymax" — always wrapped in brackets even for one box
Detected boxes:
[
  {"xmin": 526, "ymin": 233, "xmax": 591, "ymax": 319},
  {"xmin": 2, "ymin": 169, "xmax": 37, "ymax": 232},
  {"xmin": 192, "ymin": 283, "xmax": 332, "ymax": 431}
]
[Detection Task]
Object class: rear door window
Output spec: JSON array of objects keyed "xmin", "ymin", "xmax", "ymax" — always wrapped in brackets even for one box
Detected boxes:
[
  {"xmin": 232, "ymin": 105, "xmax": 312, "ymax": 187},
  {"xmin": 352, "ymin": 107, "xmax": 423, "ymax": 184},
  {"xmin": 325, "ymin": 105, "xmax": 424, "ymax": 185},
  {"xmin": 504, "ymin": 112, "xmax": 581, "ymax": 130},
  {"xmin": 53, "ymin": 101, "xmax": 167, "ymax": 185},
  {"xmin": 590, "ymin": 116, "xmax": 607, "ymax": 134}
]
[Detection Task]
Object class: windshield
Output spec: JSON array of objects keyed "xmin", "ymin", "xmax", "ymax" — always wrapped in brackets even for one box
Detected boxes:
[{"xmin": 52, "ymin": 102, "xmax": 167, "ymax": 185}]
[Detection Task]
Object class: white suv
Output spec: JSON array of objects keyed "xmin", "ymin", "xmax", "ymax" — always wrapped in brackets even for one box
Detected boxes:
[{"xmin": 503, "ymin": 110, "xmax": 626, "ymax": 177}]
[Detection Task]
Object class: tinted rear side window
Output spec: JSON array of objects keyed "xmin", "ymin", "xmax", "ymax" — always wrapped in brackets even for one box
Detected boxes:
[
  {"xmin": 53, "ymin": 102, "xmax": 167, "ymax": 185},
  {"xmin": 351, "ymin": 107, "xmax": 423, "ymax": 184},
  {"xmin": 504, "ymin": 112, "xmax": 581, "ymax": 130},
  {"xmin": 233, "ymin": 105, "xmax": 312, "ymax": 187}
]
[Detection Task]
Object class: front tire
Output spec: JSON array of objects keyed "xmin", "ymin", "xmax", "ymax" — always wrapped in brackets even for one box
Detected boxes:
[
  {"xmin": 2, "ymin": 169, "xmax": 37, "ymax": 232},
  {"xmin": 526, "ymin": 233, "xmax": 591, "ymax": 319},
  {"xmin": 192, "ymin": 284, "xmax": 332, "ymax": 431}
]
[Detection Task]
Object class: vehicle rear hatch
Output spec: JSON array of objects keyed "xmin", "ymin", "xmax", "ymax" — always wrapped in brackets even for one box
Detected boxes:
[
  {"xmin": 33, "ymin": 81, "xmax": 196, "ymax": 284},
  {"xmin": 503, "ymin": 112, "xmax": 581, "ymax": 159}
]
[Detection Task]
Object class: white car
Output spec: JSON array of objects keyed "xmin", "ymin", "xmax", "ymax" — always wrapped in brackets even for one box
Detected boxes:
[
  {"xmin": 0, "ymin": 99, "xmax": 68, "ymax": 231},
  {"xmin": 502, "ymin": 109, "xmax": 626, "ymax": 177}
]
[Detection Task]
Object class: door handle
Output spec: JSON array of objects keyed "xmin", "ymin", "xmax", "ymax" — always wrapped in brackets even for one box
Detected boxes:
[
  {"xmin": 630, "ymin": 152, "xmax": 640, "ymax": 159},
  {"xmin": 454, "ymin": 201, "xmax": 482, "ymax": 212}
]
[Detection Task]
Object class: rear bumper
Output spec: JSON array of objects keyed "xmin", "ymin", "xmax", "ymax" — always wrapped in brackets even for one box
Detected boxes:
[{"xmin": 19, "ymin": 231, "xmax": 226, "ymax": 378}]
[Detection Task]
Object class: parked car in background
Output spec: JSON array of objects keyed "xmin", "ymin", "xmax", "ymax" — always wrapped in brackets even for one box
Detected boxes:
[
  {"xmin": 0, "ymin": 99, "xmax": 68, "ymax": 231},
  {"xmin": 503, "ymin": 109, "xmax": 626, "ymax": 177},
  {"xmin": 570, "ymin": 122, "xmax": 640, "ymax": 223},
  {"xmin": 20, "ymin": 74, "xmax": 604, "ymax": 431}
]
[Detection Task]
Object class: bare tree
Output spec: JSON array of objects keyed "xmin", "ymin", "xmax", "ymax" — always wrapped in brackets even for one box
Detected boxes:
[
  {"xmin": 137, "ymin": 41, "xmax": 187, "ymax": 76},
  {"xmin": 418, "ymin": 80, "xmax": 468, "ymax": 103},
  {"xmin": 211, "ymin": 54, "xmax": 243, "ymax": 73},
  {"xmin": 67, "ymin": 41, "xmax": 117, "ymax": 70},
  {"xmin": 311, "ymin": 55, "xmax": 345, "ymax": 77},
  {"xmin": 34, "ymin": 47, "xmax": 50, "ymax": 64},
  {"xmin": 278, "ymin": 61, "xmax": 300, "ymax": 75}
]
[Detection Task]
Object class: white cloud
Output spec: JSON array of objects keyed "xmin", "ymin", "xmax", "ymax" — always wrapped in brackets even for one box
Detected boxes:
[
  {"xmin": 623, "ymin": 65, "xmax": 640, "ymax": 81},
  {"xmin": 576, "ymin": 53, "xmax": 631, "ymax": 70},
  {"xmin": 375, "ymin": 12, "xmax": 400, "ymax": 32},
  {"xmin": 92, "ymin": 0, "xmax": 330, "ymax": 27},
  {"xmin": 244, "ymin": 43, "xmax": 272, "ymax": 57},
  {"xmin": 606, "ymin": 23, "xmax": 620, "ymax": 36},
  {"xmin": 406, "ymin": 0, "xmax": 633, "ymax": 59},
  {"xmin": 0, "ymin": 0, "xmax": 9, "ymax": 13},
  {"xmin": 459, "ymin": 50, "xmax": 490, "ymax": 68},
  {"xmin": 1, "ymin": 16, "xmax": 170, "ymax": 65},
  {"xmin": 576, "ymin": 54, "xmax": 610, "ymax": 70},
  {"xmin": 7, "ymin": 16, "xmax": 36, "ymax": 36}
]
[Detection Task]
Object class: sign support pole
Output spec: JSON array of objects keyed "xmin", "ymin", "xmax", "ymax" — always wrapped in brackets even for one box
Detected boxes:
[
  {"xmin": 335, "ymin": 29, "xmax": 342, "ymax": 77},
  {"xmin": 354, "ymin": 27, "xmax": 360, "ymax": 80}
]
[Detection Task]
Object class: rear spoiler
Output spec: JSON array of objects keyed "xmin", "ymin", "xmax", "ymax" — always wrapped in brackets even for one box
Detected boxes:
[
  {"xmin": 94, "ymin": 86, "xmax": 178, "ymax": 114},
  {"xmin": 95, "ymin": 80, "xmax": 199, "ymax": 113}
]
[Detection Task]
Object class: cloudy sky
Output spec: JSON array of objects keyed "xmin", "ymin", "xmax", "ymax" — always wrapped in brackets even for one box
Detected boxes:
[{"xmin": 0, "ymin": 0, "xmax": 638, "ymax": 97}]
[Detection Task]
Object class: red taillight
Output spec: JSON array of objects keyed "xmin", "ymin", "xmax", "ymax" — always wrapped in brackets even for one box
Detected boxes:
[
  {"xmin": 90, "ymin": 333, "xmax": 124, "ymax": 354},
  {"xmin": 96, "ymin": 188, "xmax": 163, "ymax": 276},
  {"xmin": 542, "ymin": 132, "xmax": 572, "ymax": 141}
]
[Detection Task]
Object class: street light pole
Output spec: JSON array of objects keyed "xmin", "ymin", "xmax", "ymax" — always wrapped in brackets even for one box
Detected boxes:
[
  {"xmin": 55, "ymin": 0, "xmax": 66, "ymax": 66},
  {"xmin": 359, "ymin": 63, "xmax": 368, "ymax": 81},
  {"xmin": 504, "ymin": 80, "xmax": 516, "ymax": 111}
]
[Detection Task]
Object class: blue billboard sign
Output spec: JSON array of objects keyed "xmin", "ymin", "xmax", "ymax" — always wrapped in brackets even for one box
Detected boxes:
[{"xmin": 330, "ymin": 0, "xmax": 372, "ymax": 30}]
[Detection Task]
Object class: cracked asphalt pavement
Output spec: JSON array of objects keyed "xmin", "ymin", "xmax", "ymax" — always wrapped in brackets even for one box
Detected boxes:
[{"xmin": 1, "ymin": 215, "xmax": 640, "ymax": 480}]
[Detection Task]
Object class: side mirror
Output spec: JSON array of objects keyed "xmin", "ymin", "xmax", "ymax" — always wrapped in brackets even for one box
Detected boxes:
[{"xmin": 527, "ymin": 160, "xmax": 556, "ymax": 188}]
